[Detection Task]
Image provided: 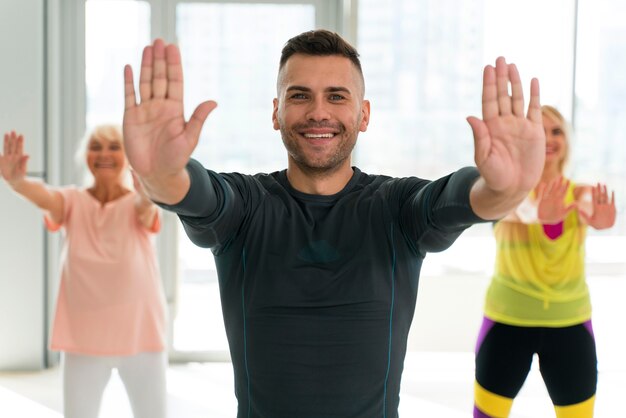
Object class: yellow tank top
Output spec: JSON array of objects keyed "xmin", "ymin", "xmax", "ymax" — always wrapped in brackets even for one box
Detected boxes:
[{"xmin": 484, "ymin": 182, "xmax": 590, "ymax": 327}]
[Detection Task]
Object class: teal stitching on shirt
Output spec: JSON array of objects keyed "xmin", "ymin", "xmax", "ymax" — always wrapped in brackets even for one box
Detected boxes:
[
  {"xmin": 241, "ymin": 248, "xmax": 251, "ymax": 417},
  {"xmin": 383, "ymin": 224, "xmax": 397, "ymax": 418}
]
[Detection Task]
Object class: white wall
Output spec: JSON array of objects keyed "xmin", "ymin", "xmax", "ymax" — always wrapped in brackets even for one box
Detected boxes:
[
  {"xmin": 0, "ymin": 0, "xmax": 47, "ymax": 370},
  {"xmin": 409, "ymin": 275, "xmax": 489, "ymax": 352},
  {"xmin": 1, "ymin": 1, "xmax": 624, "ymax": 372}
]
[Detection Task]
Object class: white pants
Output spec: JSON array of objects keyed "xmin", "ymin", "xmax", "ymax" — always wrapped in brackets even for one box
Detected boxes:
[{"xmin": 62, "ymin": 351, "xmax": 167, "ymax": 418}]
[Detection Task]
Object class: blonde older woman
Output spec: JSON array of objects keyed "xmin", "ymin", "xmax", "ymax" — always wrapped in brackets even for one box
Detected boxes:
[{"xmin": 0, "ymin": 126, "xmax": 167, "ymax": 418}]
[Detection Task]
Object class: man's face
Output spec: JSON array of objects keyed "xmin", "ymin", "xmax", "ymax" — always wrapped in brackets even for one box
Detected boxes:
[{"xmin": 272, "ymin": 54, "xmax": 370, "ymax": 174}]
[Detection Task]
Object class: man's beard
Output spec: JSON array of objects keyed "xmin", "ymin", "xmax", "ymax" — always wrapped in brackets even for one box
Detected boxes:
[{"xmin": 279, "ymin": 121, "xmax": 358, "ymax": 177}]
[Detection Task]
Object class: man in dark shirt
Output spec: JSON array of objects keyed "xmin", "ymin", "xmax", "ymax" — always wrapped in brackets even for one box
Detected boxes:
[{"xmin": 122, "ymin": 30, "xmax": 545, "ymax": 417}]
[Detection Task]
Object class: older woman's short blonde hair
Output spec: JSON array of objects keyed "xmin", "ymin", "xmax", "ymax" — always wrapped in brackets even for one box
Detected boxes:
[
  {"xmin": 541, "ymin": 105, "xmax": 571, "ymax": 174},
  {"xmin": 74, "ymin": 124, "xmax": 130, "ymax": 186}
]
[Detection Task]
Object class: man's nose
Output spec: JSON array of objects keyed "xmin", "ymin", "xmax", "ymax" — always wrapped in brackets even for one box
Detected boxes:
[{"xmin": 305, "ymin": 97, "xmax": 331, "ymax": 121}]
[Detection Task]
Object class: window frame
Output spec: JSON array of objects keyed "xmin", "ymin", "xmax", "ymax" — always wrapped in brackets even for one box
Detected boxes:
[{"xmin": 55, "ymin": 0, "xmax": 626, "ymax": 363}]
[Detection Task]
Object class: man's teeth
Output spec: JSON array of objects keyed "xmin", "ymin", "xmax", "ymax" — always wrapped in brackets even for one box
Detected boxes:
[{"xmin": 304, "ymin": 133, "xmax": 334, "ymax": 138}]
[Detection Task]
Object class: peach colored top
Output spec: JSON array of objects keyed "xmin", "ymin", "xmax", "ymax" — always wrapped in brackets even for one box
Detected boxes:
[{"xmin": 45, "ymin": 187, "xmax": 166, "ymax": 355}]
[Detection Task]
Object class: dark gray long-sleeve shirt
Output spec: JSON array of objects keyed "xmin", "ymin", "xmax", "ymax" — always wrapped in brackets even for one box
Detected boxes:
[{"xmin": 160, "ymin": 159, "xmax": 484, "ymax": 418}]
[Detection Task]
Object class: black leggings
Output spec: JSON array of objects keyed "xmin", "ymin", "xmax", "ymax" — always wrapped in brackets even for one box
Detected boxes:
[{"xmin": 475, "ymin": 318, "xmax": 597, "ymax": 407}]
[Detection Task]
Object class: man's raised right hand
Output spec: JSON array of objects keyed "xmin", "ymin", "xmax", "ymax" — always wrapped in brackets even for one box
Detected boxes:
[{"xmin": 123, "ymin": 39, "xmax": 217, "ymax": 203}]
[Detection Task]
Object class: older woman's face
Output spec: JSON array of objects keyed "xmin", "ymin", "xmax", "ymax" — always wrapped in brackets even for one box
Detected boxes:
[{"xmin": 86, "ymin": 136, "xmax": 127, "ymax": 182}]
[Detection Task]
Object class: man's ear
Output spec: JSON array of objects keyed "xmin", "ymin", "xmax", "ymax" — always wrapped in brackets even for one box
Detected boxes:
[
  {"xmin": 359, "ymin": 100, "xmax": 371, "ymax": 132},
  {"xmin": 272, "ymin": 98, "xmax": 280, "ymax": 130}
]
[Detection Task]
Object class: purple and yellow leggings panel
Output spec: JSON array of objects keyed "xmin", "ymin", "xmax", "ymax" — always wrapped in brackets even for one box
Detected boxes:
[{"xmin": 474, "ymin": 317, "xmax": 597, "ymax": 418}]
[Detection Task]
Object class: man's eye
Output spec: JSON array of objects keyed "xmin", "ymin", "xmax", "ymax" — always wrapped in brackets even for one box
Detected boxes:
[
  {"xmin": 329, "ymin": 94, "xmax": 345, "ymax": 101},
  {"xmin": 290, "ymin": 93, "xmax": 307, "ymax": 99}
]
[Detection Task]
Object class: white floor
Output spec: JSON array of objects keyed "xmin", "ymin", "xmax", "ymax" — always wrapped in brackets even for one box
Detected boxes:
[{"xmin": 1, "ymin": 351, "xmax": 624, "ymax": 417}]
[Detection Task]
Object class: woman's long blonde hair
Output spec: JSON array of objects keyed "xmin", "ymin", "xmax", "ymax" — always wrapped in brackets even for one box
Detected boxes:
[{"xmin": 541, "ymin": 105, "xmax": 571, "ymax": 174}]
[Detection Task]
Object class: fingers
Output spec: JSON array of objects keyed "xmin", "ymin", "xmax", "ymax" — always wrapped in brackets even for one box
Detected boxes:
[
  {"xmin": 527, "ymin": 78, "xmax": 542, "ymax": 123},
  {"xmin": 481, "ymin": 65, "xmax": 498, "ymax": 121},
  {"xmin": 540, "ymin": 177, "xmax": 567, "ymax": 200},
  {"xmin": 484, "ymin": 57, "xmax": 541, "ymax": 122},
  {"xmin": 151, "ymin": 40, "xmax": 167, "ymax": 99},
  {"xmin": 1, "ymin": 132, "xmax": 27, "ymax": 180},
  {"xmin": 551, "ymin": 177, "xmax": 569, "ymax": 197},
  {"xmin": 495, "ymin": 57, "xmax": 512, "ymax": 116},
  {"xmin": 592, "ymin": 184, "xmax": 600, "ymax": 205},
  {"xmin": 16, "ymin": 132, "xmax": 24, "ymax": 157},
  {"xmin": 136, "ymin": 40, "xmax": 183, "ymax": 103},
  {"xmin": 124, "ymin": 65, "xmax": 137, "ymax": 110},
  {"xmin": 166, "ymin": 44, "xmax": 184, "ymax": 102},
  {"xmin": 509, "ymin": 63, "xmax": 524, "ymax": 116},
  {"xmin": 593, "ymin": 183, "xmax": 611, "ymax": 205},
  {"xmin": 599, "ymin": 183, "xmax": 604, "ymax": 200},
  {"xmin": 483, "ymin": 58, "xmax": 527, "ymax": 119},
  {"xmin": 584, "ymin": 183, "xmax": 616, "ymax": 229},
  {"xmin": 139, "ymin": 46, "xmax": 153, "ymax": 102},
  {"xmin": 467, "ymin": 116, "xmax": 490, "ymax": 166},
  {"xmin": 18, "ymin": 155, "xmax": 29, "ymax": 173},
  {"xmin": 4, "ymin": 132, "xmax": 14, "ymax": 156},
  {"xmin": 187, "ymin": 101, "xmax": 218, "ymax": 143},
  {"xmin": 592, "ymin": 183, "xmax": 601, "ymax": 204},
  {"xmin": 3, "ymin": 131, "xmax": 23, "ymax": 157}
]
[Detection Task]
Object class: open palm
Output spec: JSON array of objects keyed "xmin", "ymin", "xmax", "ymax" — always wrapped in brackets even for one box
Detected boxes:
[
  {"xmin": 536, "ymin": 177, "xmax": 576, "ymax": 224},
  {"xmin": 467, "ymin": 57, "xmax": 545, "ymax": 196},
  {"xmin": 123, "ymin": 40, "xmax": 216, "ymax": 182},
  {"xmin": 579, "ymin": 183, "xmax": 616, "ymax": 230},
  {"xmin": 1, "ymin": 131, "xmax": 29, "ymax": 184}
]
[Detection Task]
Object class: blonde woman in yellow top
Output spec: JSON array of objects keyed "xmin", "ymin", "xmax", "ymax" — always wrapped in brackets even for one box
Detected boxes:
[{"xmin": 473, "ymin": 105, "xmax": 616, "ymax": 418}]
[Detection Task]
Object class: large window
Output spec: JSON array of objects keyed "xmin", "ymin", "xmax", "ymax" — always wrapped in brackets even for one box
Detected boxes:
[
  {"xmin": 574, "ymin": 0, "xmax": 626, "ymax": 235},
  {"xmin": 356, "ymin": 0, "xmax": 624, "ymax": 276},
  {"xmin": 85, "ymin": 0, "xmax": 151, "ymax": 130},
  {"xmin": 356, "ymin": 0, "xmax": 575, "ymax": 179},
  {"xmin": 174, "ymin": 2, "xmax": 318, "ymax": 354},
  {"xmin": 81, "ymin": 0, "xmax": 626, "ymax": 358},
  {"xmin": 83, "ymin": 0, "xmax": 322, "ymax": 356},
  {"xmin": 355, "ymin": 0, "xmax": 625, "ymax": 354}
]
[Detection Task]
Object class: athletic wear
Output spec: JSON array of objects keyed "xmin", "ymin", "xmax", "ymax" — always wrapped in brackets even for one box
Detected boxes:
[
  {"xmin": 474, "ymin": 318, "xmax": 597, "ymax": 417},
  {"xmin": 161, "ymin": 159, "xmax": 483, "ymax": 418},
  {"xmin": 63, "ymin": 351, "xmax": 167, "ymax": 418},
  {"xmin": 475, "ymin": 180, "xmax": 597, "ymax": 418},
  {"xmin": 45, "ymin": 187, "xmax": 166, "ymax": 355},
  {"xmin": 484, "ymin": 182, "xmax": 590, "ymax": 328}
]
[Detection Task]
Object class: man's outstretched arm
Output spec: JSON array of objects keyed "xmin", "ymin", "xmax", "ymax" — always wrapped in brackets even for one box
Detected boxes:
[
  {"xmin": 123, "ymin": 39, "xmax": 217, "ymax": 204},
  {"xmin": 466, "ymin": 57, "xmax": 545, "ymax": 220}
]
